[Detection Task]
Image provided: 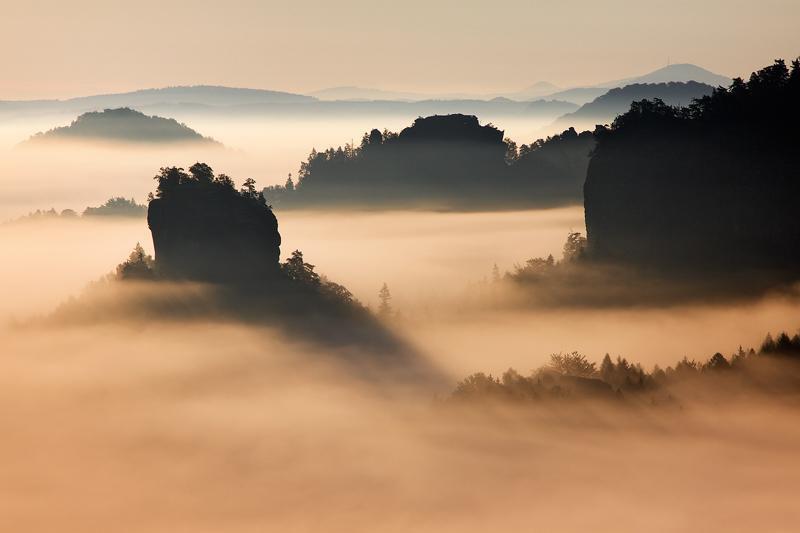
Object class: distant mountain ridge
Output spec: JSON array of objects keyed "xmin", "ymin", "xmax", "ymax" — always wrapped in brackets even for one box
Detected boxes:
[
  {"xmin": 0, "ymin": 85, "xmax": 315, "ymax": 116},
  {"xmin": 27, "ymin": 108, "xmax": 220, "ymax": 145},
  {"xmin": 310, "ymin": 86, "xmax": 427, "ymax": 101},
  {"xmin": 0, "ymin": 64, "xmax": 731, "ymax": 111},
  {"xmin": 308, "ymin": 64, "xmax": 729, "ymax": 104},
  {"xmin": 599, "ymin": 63, "xmax": 732, "ymax": 89},
  {"xmin": 66, "ymin": 85, "xmax": 316, "ymax": 107},
  {"xmin": 553, "ymin": 81, "xmax": 715, "ymax": 129}
]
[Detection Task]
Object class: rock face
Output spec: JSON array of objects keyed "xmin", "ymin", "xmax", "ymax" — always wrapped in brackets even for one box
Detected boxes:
[
  {"xmin": 584, "ymin": 59, "xmax": 800, "ymax": 278},
  {"xmin": 147, "ymin": 170, "xmax": 281, "ymax": 282}
]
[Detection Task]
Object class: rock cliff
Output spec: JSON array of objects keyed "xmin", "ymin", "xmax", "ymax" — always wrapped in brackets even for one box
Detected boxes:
[{"xmin": 147, "ymin": 165, "xmax": 281, "ymax": 282}]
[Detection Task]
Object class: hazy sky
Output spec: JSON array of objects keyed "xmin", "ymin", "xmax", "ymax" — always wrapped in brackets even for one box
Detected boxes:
[{"xmin": 1, "ymin": 0, "xmax": 798, "ymax": 99}]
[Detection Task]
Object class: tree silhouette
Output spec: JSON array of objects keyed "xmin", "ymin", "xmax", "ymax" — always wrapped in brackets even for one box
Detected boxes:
[
  {"xmin": 189, "ymin": 162, "xmax": 214, "ymax": 183},
  {"xmin": 116, "ymin": 243, "xmax": 155, "ymax": 280},
  {"xmin": 378, "ymin": 283, "xmax": 392, "ymax": 316},
  {"xmin": 262, "ymin": 114, "xmax": 594, "ymax": 209},
  {"xmin": 282, "ymin": 250, "xmax": 320, "ymax": 287},
  {"xmin": 240, "ymin": 177, "xmax": 258, "ymax": 199},
  {"xmin": 548, "ymin": 351, "xmax": 596, "ymax": 377},
  {"xmin": 562, "ymin": 232, "xmax": 587, "ymax": 262},
  {"xmin": 491, "ymin": 263, "xmax": 501, "ymax": 283}
]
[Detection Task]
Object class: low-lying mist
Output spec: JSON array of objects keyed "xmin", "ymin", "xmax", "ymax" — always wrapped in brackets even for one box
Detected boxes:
[
  {"xmin": 2, "ymin": 317, "xmax": 799, "ymax": 532},
  {"xmin": 0, "ymin": 113, "xmax": 563, "ymax": 219},
  {"xmin": 3, "ymin": 169, "xmax": 800, "ymax": 530},
  {"xmin": 4, "ymin": 207, "xmax": 799, "ymax": 373}
]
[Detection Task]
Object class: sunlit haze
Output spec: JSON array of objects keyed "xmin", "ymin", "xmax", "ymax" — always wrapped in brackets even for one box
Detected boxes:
[
  {"xmin": 1, "ymin": 2, "xmax": 799, "ymax": 531},
  {"xmin": 1, "ymin": 0, "xmax": 798, "ymax": 98}
]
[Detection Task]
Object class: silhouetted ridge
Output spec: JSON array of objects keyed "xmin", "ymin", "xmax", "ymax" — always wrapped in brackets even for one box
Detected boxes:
[
  {"xmin": 584, "ymin": 58, "xmax": 800, "ymax": 280},
  {"xmin": 28, "ymin": 108, "xmax": 219, "ymax": 144},
  {"xmin": 601, "ymin": 63, "xmax": 731, "ymax": 89},
  {"xmin": 553, "ymin": 81, "xmax": 714, "ymax": 128},
  {"xmin": 397, "ymin": 114, "xmax": 504, "ymax": 144},
  {"xmin": 263, "ymin": 114, "xmax": 594, "ymax": 210},
  {"xmin": 148, "ymin": 164, "xmax": 281, "ymax": 282}
]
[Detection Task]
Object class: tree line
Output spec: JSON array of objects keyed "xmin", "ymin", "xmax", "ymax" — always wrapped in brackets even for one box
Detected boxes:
[
  {"xmin": 263, "ymin": 115, "xmax": 594, "ymax": 210},
  {"xmin": 451, "ymin": 330, "xmax": 800, "ymax": 405}
]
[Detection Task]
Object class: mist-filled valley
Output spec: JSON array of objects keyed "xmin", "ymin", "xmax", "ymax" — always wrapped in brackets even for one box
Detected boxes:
[
  {"xmin": 2, "ymin": 6, "xmax": 800, "ymax": 526},
  {"xmin": 0, "ymin": 112, "xmax": 568, "ymax": 218},
  {"xmin": 4, "ymin": 187, "xmax": 800, "ymax": 531}
]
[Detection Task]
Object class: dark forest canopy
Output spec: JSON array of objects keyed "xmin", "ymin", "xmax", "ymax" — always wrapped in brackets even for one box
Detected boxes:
[
  {"xmin": 26, "ymin": 108, "xmax": 220, "ymax": 145},
  {"xmin": 263, "ymin": 114, "xmax": 595, "ymax": 210},
  {"xmin": 584, "ymin": 58, "xmax": 800, "ymax": 280}
]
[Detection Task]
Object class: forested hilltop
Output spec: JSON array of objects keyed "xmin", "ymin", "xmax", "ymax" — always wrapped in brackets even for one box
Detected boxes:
[
  {"xmin": 488, "ymin": 59, "xmax": 800, "ymax": 305},
  {"xmin": 584, "ymin": 58, "xmax": 800, "ymax": 279},
  {"xmin": 552, "ymin": 80, "xmax": 714, "ymax": 130},
  {"xmin": 264, "ymin": 114, "xmax": 594, "ymax": 210},
  {"xmin": 26, "ymin": 108, "xmax": 220, "ymax": 145}
]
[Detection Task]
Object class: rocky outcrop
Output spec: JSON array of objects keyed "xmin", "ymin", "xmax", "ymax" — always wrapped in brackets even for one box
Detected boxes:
[
  {"xmin": 147, "ymin": 172, "xmax": 281, "ymax": 282},
  {"xmin": 584, "ymin": 59, "xmax": 800, "ymax": 279}
]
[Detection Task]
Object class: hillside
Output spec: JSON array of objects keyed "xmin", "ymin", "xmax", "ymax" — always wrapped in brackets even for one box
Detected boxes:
[
  {"xmin": 553, "ymin": 81, "xmax": 714, "ymax": 129},
  {"xmin": 539, "ymin": 64, "xmax": 730, "ymax": 105},
  {"xmin": 27, "ymin": 108, "xmax": 220, "ymax": 144}
]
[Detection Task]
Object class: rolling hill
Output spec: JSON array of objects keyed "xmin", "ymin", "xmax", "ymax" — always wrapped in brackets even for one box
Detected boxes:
[{"xmin": 26, "ymin": 108, "xmax": 220, "ymax": 145}]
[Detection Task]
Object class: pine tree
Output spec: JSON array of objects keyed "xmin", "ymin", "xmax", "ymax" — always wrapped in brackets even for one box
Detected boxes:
[
  {"xmin": 491, "ymin": 264, "xmax": 501, "ymax": 283},
  {"xmin": 378, "ymin": 283, "xmax": 392, "ymax": 316}
]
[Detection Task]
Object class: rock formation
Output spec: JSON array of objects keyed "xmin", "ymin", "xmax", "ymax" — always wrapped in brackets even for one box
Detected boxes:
[
  {"xmin": 584, "ymin": 59, "xmax": 800, "ymax": 280},
  {"xmin": 147, "ymin": 164, "xmax": 281, "ymax": 282}
]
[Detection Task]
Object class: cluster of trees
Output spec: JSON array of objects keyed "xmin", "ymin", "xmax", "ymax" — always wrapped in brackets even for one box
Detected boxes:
[
  {"xmin": 263, "ymin": 115, "xmax": 594, "ymax": 210},
  {"xmin": 83, "ymin": 197, "xmax": 146, "ymax": 217},
  {"xmin": 5, "ymin": 197, "xmax": 146, "ymax": 224},
  {"xmin": 280, "ymin": 249, "xmax": 356, "ymax": 305},
  {"xmin": 152, "ymin": 162, "xmax": 265, "ymax": 203},
  {"xmin": 760, "ymin": 332, "xmax": 800, "ymax": 357},
  {"xmin": 505, "ymin": 231, "xmax": 586, "ymax": 283},
  {"xmin": 4, "ymin": 208, "xmax": 78, "ymax": 223},
  {"xmin": 451, "ymin": 330, "xmax": 800, "ymax": 404},
  {"xmin": 115, "ymin": 243, "xmax": 156, "ymax": 280},
  {"xmin": 584, "ymin": 58, "xmax": 800, "ymax": 279},
  {"xmin": 553, "ymin": 81, "xmax": 715, "ymax": 130}
]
